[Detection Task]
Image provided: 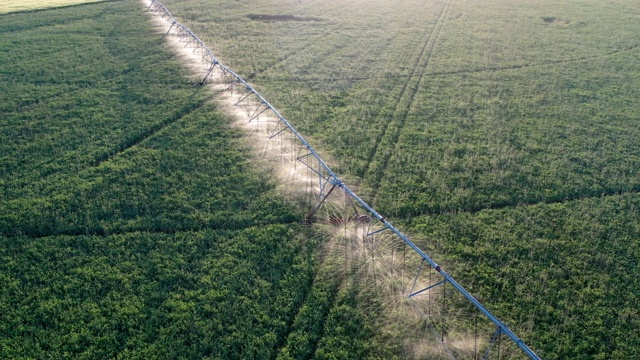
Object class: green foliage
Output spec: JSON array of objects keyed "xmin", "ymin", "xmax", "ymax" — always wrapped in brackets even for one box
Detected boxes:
[
  {"xmin": 314, "ymin": 281, "xmax": 402, "ymax": 360},
  {"xmin": 0, "ymin": 227, "xmax": 314, "ymax": 359},
  {"xmin": 0, "ymin": 1, "xmax": 200, "ymax": 199},
  {"xmin": 0, "ymin": 1, "xmax": 298, "ymax": 237},
  {"xmin": 0, "ymin": 2, "xmax": 333, "ymax": 359},
  {"xmin": 162, "ymin": 0, "xmax": 640, "ymax": 215},
  {"xmin": 276, "ymin": 263, "xmax": 340, "ymax": 360},
  {"xmin": 0, "ymin": 104, "xmax": 298, "ymax": 237},
  {"xmin": 314, "ymin": 301, "xmax": 370, "ymax": 359},
  {"xmin": 406, "ymin": 194, "xmax": 640, "ymax": 359},
  {"xmin": 4, "ymin": 0, "xmax": 640, "ymax": 358},
  {"xmin": 161, "ymin": 0, "xmax": 640, "ymax": 357}
]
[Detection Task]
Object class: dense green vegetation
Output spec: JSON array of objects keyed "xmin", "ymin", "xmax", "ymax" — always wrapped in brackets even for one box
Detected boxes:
[
  {"xmin": 0, "ymin": 0, "xmax": 105, "ymax": 15},
  {"xmin": 3, "ymin": 0, "xmax": 639, "ymax": 358},
  {"xmin": 1, "ymin": 228, "xmax": 311, "ymax": 358},
  {"xmin": 407, "ymin": 194, "xmax": 640, "ymax": 358},
  {"xmin": 159, "ymin": 0, "xmax": 640, "ymax": 358},
  {"xmin": 169, "ymin": 0, "xmax": 640, "ymax": 215},
  {"xmin": 1, "ymin": 1, "xmax": 385, "ymax": 358}
]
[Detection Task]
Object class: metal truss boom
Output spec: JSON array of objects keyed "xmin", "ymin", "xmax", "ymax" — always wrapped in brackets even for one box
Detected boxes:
[{"xmin": 146, "ymin": 1, "xmax": 541, "ymax": 359}]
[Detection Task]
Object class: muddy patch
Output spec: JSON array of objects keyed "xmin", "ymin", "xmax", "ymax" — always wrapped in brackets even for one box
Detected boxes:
[
  {"xmin": 247, "ymin": 14, "xmax": 323, "ymax": 22},
  {"xmin": 542, "ymin": 16, "xmax": 571, "ymax": 25}
]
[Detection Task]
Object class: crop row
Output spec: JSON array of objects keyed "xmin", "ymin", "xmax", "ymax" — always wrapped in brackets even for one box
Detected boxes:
[
  {"xmin": 160, "ymin": 0, "xmax": 640, "ymax": 357},
  {"xmin": 405, "ymin": 193, "xmax": 640, "ymax": 358},
  {"xmin": 1, "ymin": 2, "xmax": 380, "ymax": 358}
]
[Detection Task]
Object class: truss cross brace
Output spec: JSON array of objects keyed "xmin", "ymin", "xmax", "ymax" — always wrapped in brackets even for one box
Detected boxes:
[
  {"xmin": 366, "ymin": 226, "xmax": 390, "ymax": 237},
  {"xmin": 483, "ymin": 326, "xmax": 503, "ymax": 360},
  {"xmin": 305, "ymin": 183, "xmax": 337, "ymax": 222},
  {"xmin": 410, "ymin": 279, "xmax": 446, "ymax": 298},
  {"xmin": 201, "ymin": 61, "xmax": 218, "ymax": 84},
  {"xmin": 409, "ymin": 259, "xmax": 447, "ymax": 298},
  {"xmin": 269, "ymin": 122, "xmax": 289, "ymax": 139}
]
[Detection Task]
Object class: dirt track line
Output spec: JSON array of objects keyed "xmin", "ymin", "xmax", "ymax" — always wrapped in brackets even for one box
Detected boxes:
[
  {"xmin": 271, "ymin": 268, "xmax": 315, "ymax": 357},
  {"xmin": 411, "ymin": 185, "xmax": 640, "ymax": 218},
  {"xmin": 252, "ymin": 32, "xmax": 332, "ymax": 80},
  {"xmin": 89, "ymin": 100, "xmax": 206, "ymax": 168},
  {"xmin": 259, "ymin": 28, "xmax": 399, "ymax": 83},
  {"xmin": 425, "ymin": 42, "xmax": 640, "ymax": 77},
  {"xmin": 258, "ymin": 31, "xmax": 401, "ymax": 86},
  {"xmin": 365, "ymin": 0, "xmax": 452, "ymax": 203},
  {"xmin": 274, "ymin": 268, "xmax": 341, "ymax": 360},
  {"xmin": 21, "ymin": 98, "xmax": 207, "ymax": 190},
  {"xmin": 361, "ymin": 4, "xmax": 446, "ymax": 180},
  {"xmin": 257, "ymin": 34, "xmax": 356, "ymax": 83},
  {"xmin": 0, "ymin": 1, "xmax": 119, "ymax": 34},
  {"xmin": 2, "ymin": 218, "xmax": 303, "ymax": 239},
  {"xmin": 2, "ymin": 74, "xmax": 120, "ymax": 118},
  {"xmin": 0, "ymin": 14, "xmax": 89, "ymax": 33},
  {"xmin": 261, "ymin": 42, "xmax": 640, "ymax": 84}
]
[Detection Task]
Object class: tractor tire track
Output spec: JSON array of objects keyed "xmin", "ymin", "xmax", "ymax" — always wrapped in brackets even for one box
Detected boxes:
[
  {"xmin": 425, "ymin": 42, "xmax": 640, "ymax": 77},
  {"xmin": 365, "ymin": 0, "xmax": 452, "ymax": 203},
  {"xmin": 361, "ymin": 4, "xmax": 445, "ymax": 178},
  {"xmin": 0, "ymin": 217, "xmax": 303, "ymax": 239},
  {"xmin": 7, "ymin": 98, "xmax": 208, "ymax": 197},
  {"xmin": 261, "ymin": 43, "xmax": 640, "ymax": 84},
  {"xmin": 427, "ymin": 184, "xmax": 640, "ymax": 218},
  {"xmin": 247, "ymin": 32, "xmax": 349, "ymax": 83},
  {"xmin": 0, "ymin": 1, "xmax": 124, "ymax": 34},
  {"xmin": 257, "ymin": 23, "xmax": 404, "ymax": 83},
  {"xmin": 258, "ymin": 29, "xmax": 402, "ymax": 90},
  {"xmin": 252, "ymin": 32, "xmax": 332, "ymax": 80},
  {"xmin": 88, "ymin": 99, "xmax": 206, "ymax": 168},
  {"xmin": 273, "ymin": 263, "xmax": 341, "ymax": 360},
  {"xmin": 0, "ymin": 14, "xmax": 90, "ymax": 34}
]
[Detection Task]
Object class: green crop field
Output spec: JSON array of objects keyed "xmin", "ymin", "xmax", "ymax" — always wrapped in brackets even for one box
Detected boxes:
[
  {"xmin": 0, "ymin": 0, "xmax": 105, "ymax": 14},
  {"xmin": 156, "ymin": 0, "xmax": 640, "ymax": 358},
  {"xmin": 0, "ymin": 1, "xmax": 390, "ymax": 359},
  {"xmin": 2, "ymin": 0, "xmax": 639, "ymax": 358}
]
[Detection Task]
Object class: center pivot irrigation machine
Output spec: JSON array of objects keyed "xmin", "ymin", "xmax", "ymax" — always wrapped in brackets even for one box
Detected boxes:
[{"xmin": 146, "ymin": 1, "xmax": 542, "ymax": 359}]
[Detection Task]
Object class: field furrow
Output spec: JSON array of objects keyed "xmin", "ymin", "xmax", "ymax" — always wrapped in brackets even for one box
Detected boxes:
[
  {"xmin": 0, "ymin": 9, "xmax": 97, "ymax": 32},
  {"xmin": 2, "ymin": 216, "xmax": 301, "ymax": 240},
  {"xmin": 86, "ymin": 100, "xmax": 207, "ymax": 169},
  {"xmin": 4, "ymin": 0, "xmax": 640, "ymax": 358},
  {"xmin": 139, "ymin": 1, "xmax": 640, "ymax": 358},
  {"xmin": 0, "ymin": 2, "xmax": 329, "ymax": 359},
  {"xmin": 0, "ymin": 0, "xmax": 106, "ymax": 15},
  {"xmin": 275, "ymin": 264, "xmax": 341, "ymax": 360},
  {"xmin": 364, "ymin": 0, "xmax": 452, "ymax": 203},
  {"xmin": 375, "ymin": 47, "xmax": 640, "ymax": 217},
  {"xmin": 0, "ymin": 12, "xmax": 209, "ymax": 197},
  {"xmin": 252, "ymin": 33, "xmax": 332, "ymax": 80},
  {"xmin": 425, "ymin": 42, "xmax": 640, "ymax": 78}
]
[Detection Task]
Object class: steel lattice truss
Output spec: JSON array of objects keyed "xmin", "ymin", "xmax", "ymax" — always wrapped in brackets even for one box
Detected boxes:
[{"xmin": 147, "ymin": 1, "xmax": 541, "ymax": 359}]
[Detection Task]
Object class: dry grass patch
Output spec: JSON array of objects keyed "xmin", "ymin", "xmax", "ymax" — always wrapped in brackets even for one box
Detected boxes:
[{"xmin": 0, "ymin": 0, "xmax": 105, "ymax": 14}]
